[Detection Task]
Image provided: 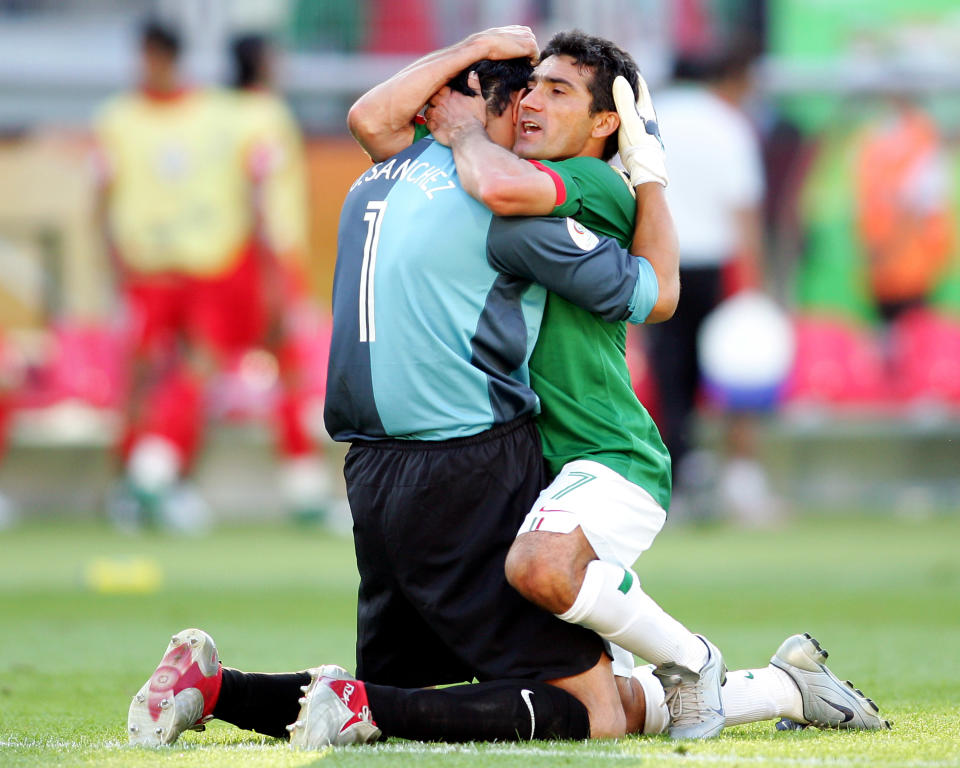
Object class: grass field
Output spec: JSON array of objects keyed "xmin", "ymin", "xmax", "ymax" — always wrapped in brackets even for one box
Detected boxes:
[{"xmin": 1, "ymin": 515, "xmax": 958, "ymax": 767}]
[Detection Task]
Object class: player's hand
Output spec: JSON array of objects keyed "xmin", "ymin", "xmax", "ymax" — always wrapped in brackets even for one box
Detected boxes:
[
  {"xmin": 613, "ymin": 74, "xmax": 668, "ymax": 188},
  {"xmin": 425, "ymin": 71, "xmax": 487, "ymax": 146},
  {"xmin": 467, "ymin": 25, "xmax": 538, "ymax": 63}
]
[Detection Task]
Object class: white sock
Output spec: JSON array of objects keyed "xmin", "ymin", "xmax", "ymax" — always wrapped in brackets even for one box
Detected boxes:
[
  {"xmin": 127, "ymin": 434, "xmax": 181, "ymax": 494},
  {"xmin": 632, "ymin": 664, "xmax": 669, "ymax": 735},
  {"xmin": 722, "ymin": 666, "xmax": 804, "ymax": 726},
  {"xmin": 557, "ymin": 560, "xmax": 707, "ymax": 671}
]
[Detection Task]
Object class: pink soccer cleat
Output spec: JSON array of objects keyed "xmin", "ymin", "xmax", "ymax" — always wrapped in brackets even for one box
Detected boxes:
[
  {"xmin": 127, "ymin": 628, "xmax": 223, "ymax": 746},
  {"xmin": 287, "ymin": 665, "xmax": 381, "ymax": 748}
]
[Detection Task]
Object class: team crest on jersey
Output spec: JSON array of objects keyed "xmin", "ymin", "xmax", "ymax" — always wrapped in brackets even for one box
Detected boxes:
[{"xmin": 566, "ymin": 218, "xmax": 599, "ymax": 251}]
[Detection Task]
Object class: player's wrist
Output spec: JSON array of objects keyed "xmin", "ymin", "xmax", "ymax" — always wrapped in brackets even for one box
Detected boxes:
[
  {"xmin": 448, "ymin": 118, "xmax": 487, "ymax": 146},
  {"xmin": 621, "ymin": 148, "xmax": 668, "ymax": 188},
  {"xmin": 634, "ymin": 180, "xmax": 667, "ymax": 200},
  {"xmin": 463, "ymin": 32, "xmax": 494, "ymax": 60}
]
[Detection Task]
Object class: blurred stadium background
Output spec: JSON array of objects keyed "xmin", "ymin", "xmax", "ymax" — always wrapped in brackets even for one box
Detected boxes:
[{"xmin": 1, "ymin": 0, "xmax": 960, "ymax": 528}]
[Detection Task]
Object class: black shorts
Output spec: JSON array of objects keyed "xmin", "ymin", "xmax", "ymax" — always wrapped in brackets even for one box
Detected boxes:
[{"xmin": 345, "ymin": 416, "xmax": 604, "ymax": 688}]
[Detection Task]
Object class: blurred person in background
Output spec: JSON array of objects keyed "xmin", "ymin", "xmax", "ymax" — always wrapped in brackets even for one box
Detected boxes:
[
  {"xmin": 855, "ymin": 95, "xmax": 954, "ymax": 325},
  {"xmin": 0, "ymin": 332, "xmax": 17, "ymax": 530},
  {"xmin": 93, "ymin": 19, "xmax": 256, "ymax": 532},
  {"xmin": 229, "ymin": 33, "xmax": 332, "ymax": 525},
  {"xmin": 647, "ymin": 47, "xmax": 780, "ymax": 526}
]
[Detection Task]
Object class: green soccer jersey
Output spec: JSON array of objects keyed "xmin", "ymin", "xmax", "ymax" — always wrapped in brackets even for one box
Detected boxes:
[{"xmin": 529, "ymin": 156, "xmax": 672, "ymax": 511}]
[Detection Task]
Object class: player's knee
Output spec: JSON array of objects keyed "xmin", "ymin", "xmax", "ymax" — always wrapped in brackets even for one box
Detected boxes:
[{"xmin": 505, "ymin": 535, "xmax": 580, "ymax": 614}]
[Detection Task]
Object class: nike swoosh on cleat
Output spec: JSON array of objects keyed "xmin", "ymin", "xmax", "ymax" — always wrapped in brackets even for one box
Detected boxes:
[
  {"xmin": 520, "ymin": 689, "xmax": 536, "ymax": 740},
  {"xmin": 744, "ymin": 672, "xmax": 754, "ymax": 679},
  {"xmin": 818, "ymin": 696, "xmax": 854, "ymax": 723}
]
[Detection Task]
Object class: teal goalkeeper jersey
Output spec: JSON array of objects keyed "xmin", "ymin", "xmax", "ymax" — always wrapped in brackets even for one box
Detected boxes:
[{"xmin": 529, "ymin": 156, "xmax": 672, "ymax": 511}]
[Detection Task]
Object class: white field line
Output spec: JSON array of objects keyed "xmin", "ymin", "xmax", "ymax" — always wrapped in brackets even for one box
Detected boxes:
[
  {"xmin": 1, "ymin": 738, "xmax": 957, "ymax": 768},
  {"xmin": 369, "ymin": 744, "xmax": 956, "ymax": 766}
]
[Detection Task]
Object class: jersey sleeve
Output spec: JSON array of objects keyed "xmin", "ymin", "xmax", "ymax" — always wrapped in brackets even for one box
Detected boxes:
[
  {"xmin": 413, "ymin": 116, "xmax": 431, "ymax": 142},
  {"xmin": 529, "ymin": 159, "xmax": 584, "ymax": 218},
  {"xmin": 486, "ymin": 215, "xmax": 658, "ymax": 323},
  {"xmin": 534, "ymin": 157, "xmax": 636, "ymax": 247}
]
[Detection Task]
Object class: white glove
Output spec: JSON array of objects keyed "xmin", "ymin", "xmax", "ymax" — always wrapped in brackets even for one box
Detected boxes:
[{"xmin": 612, "ymin": 74, "xmax": 668, "ymax": 188}]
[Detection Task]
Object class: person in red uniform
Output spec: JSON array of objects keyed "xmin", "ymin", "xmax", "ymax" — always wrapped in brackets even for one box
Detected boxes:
[
  {"xmin": 95, "ymin": 20, "xmax": 261, "ymax": 531},
  {"xmin": 230, "ymin": 33, "xmax": 332, "ymax": 524}
]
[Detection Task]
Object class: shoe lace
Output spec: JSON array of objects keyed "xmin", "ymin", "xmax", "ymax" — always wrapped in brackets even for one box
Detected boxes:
[{"xmin": 664, "ymin": 679, "xmax": 707, "ymax": 728}]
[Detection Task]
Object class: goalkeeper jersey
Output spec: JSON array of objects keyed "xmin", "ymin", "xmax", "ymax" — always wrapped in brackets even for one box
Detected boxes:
[
  {"xmin": 529, "ymin": 156, "xmax": 673, "ymax": 511},
  {"xmin": 324, "ymin": 134, "xmax": 647, "ymax": 443}
]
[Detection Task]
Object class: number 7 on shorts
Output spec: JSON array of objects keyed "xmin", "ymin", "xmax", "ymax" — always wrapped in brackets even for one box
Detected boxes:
[{"xmin": 550, "ymin": 471, "xmax": 596, "ymax": 499}]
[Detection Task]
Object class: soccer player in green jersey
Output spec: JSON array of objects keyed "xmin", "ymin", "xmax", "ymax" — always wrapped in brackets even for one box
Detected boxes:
[{"xmin": 352, "ymin": 27, "xmax": 890, "ymax": 741}]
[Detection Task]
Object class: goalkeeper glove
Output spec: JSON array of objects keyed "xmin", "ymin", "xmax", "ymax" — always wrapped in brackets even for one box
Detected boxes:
[{"xmin": 612, "ymin": 74, "xmax": 668, "ymax": 188}]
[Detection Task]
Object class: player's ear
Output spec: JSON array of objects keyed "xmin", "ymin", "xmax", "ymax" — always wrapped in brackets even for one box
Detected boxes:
[
  {"xmin": 591, "ymin": 110, "xmax": 620, "ymax": 141},
  {"xmin": 509, "ymin": 90, "xmax": 524, "ymax": 125}
]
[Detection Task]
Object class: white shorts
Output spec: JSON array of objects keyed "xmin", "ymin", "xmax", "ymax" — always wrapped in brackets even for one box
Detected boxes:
[
  {"xmin": 517, "ymin": 459, "xmax": 668, "ymax": 678},
  {"xmin": 517, "ymin": 459, "xmax": 667, "ymax": 568}
]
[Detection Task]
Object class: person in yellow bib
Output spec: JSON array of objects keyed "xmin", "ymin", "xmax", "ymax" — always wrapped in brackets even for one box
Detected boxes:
[
  {"xmin": 229, "ymin": 34, "xmax": 332, "ymax": 524},
  {"xmin": 95, "ymin": 20, "xmax": 263, "ymax": 531}
]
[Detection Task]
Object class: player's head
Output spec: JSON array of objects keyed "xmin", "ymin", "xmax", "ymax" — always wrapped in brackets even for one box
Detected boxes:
[
  {"xmin": 448, "ymin": 58, "xmax": 534, "ymax": 150},
  {"xmin": 231, "ymin": 34, "xmax": 274, "ymax": 90},
  {"xmin": 674, "ymin": 45, "xmax": 755, "ymax": 105},
  {"xmin": 515, "ymin": 30, "xmax": 640, "ymax": 162},
  {"xmin": 139, "ymin": 19, "xmax": 181, "ymax": 92}
]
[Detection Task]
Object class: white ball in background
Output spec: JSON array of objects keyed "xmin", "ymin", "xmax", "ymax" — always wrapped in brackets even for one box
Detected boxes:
[{"xmin": 698, "ymin": 291, "xmax": 795, "ymax": 409}]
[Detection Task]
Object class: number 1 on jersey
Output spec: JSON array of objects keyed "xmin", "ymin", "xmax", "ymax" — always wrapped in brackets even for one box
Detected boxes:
[{"xmin": 359, "ymin": 200, "xmax": 387, "ymax": 342}]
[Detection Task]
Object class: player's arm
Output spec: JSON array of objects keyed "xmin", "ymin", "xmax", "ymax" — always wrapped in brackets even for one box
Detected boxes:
[
  {"xmin": 90, "ymin": 125, "xmax": 125, "ymax": 288},
  {"xmin": 427, "ymin": 72, "xmax": 557, "ymax": 215},
  {"xmin": 613, "ymin": 75, "xmax": 679, "ymax": 323},
  {"xmin": 486, "ymin": 216, "xmax": 659, "ymax": 324},
  {"xmin": 630, "ymin": 183, "xmax": 679, "ymax": 323},
  {"xmin": 449, "ymin": 122, "xmax": 557, "ymax": 215},
  {"xmin": 348, "ymin": 27, "xmax": 537, "ymax": 163},
  {"xmin": 730, "ymin": 205, "xmax": 764, "ymax": 291},
  {"xmin": 244, "ymin": 136, "xmax": 289, "ymax": 348}
]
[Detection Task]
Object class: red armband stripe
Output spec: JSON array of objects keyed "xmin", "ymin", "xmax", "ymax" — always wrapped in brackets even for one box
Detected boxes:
[{"xmin": 527, "ymin": 159, "xmax": 567, "ymax": 207}]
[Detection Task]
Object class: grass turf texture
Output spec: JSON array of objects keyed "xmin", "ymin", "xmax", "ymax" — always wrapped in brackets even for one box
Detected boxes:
[{"xmin": 0, "ymin": 516, "xmax": 957, "ymax": 767}]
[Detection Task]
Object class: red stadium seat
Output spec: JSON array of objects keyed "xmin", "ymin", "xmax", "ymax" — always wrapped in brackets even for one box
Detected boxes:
[
  {"xmin": 888, "ymin": 308, "xmax": 960, "ymax": 404},
  {"xmin": 784, "ymin": 315, "xmax": 887, "ymax": 407},
  {"xmin": 15, "ymin": 323, "xmax": 128, "ymax": 410}
]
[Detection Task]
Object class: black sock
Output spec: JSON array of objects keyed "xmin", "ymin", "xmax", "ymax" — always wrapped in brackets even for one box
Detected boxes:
[
  {"xmin": 365, "ymin": 679, "xmax": 590, "ymax": 742},
  {"xmin": 212, "ymin": 668, "xmax": 311, "ymax": 739}
]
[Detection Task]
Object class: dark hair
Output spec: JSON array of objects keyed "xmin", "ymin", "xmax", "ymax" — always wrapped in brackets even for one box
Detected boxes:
[
  {"xmin": 141, "ymin": 19, "xmax": 181, "ymax": 58},
  {"xmin": 541, "ymin": 30, "xmax": 640, "ymax": 160},
  {"xmin": 673, "ymin": 46, "xmax": 755, "ymax": 84},
  {"xmin": 448, "ymin": 58, "xmax": 534, "ymax": 117},
  {"xmin": 231, "ymin": 34, "xmax": 269, "ymax": 89}
]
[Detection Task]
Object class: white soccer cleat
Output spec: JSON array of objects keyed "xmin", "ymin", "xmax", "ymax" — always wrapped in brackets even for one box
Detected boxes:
[
  {"xmin": 654, "ymin": 635, "xmax": 727, "ymax": 739},
  {"xmin": 287, "ymin": 665, "xmax": 381, "ymax": 749},
  {"xmin": 128, "ymin": 628, "xmax": 223, "ymax": 746},
  {"xmin": 771, "ymin": 633, "xmax": 891, "ymax": 730}
]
